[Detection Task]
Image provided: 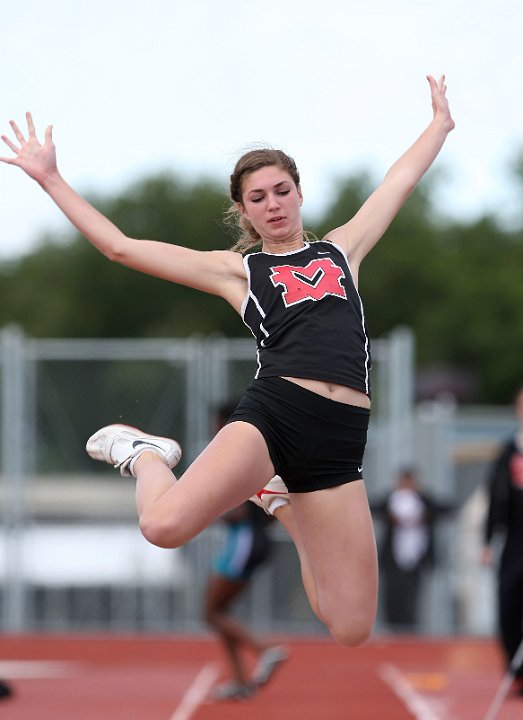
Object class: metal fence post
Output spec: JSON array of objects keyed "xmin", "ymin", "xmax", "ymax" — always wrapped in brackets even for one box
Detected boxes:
[
  {"xmin": 387, "ymin": 325, "xmax": 415, "ymax": 473},
  {"xmin": 1, "ymin": 325, "xmax": 29, "ymax": 630}
]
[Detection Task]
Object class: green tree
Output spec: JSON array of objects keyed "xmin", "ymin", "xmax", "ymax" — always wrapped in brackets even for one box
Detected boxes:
[
  {"xmin": 2, "ymin": 165, "xmax": 523, "ymax": 403},
  {"xmin": 314, "ymin": 170, "xmax": 523, "ymax": 403},
  {"xmin": 0, "ymin": 174, "xmax": 242, "ymax": 338}
]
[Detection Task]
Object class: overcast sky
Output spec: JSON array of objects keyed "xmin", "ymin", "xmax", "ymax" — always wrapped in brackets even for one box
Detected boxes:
[{"xmin": 1, "ymin": 0, "xmax": 522, "ymax": 259}]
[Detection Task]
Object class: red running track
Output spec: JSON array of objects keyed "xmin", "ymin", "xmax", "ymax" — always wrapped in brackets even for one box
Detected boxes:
[{"xmin": 0, "ymin": 634, "xmax": 521, "ymax": 719}]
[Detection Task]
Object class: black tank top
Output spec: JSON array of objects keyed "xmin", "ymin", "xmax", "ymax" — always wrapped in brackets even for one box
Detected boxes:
[{"xmin": 241, "ymin": 240, "xmax": 371, "ymax": 395}]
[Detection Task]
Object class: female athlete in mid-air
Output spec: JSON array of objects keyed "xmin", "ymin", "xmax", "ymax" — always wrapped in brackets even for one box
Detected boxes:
[{"xmin": 1, "ymin": 74, "xmax": 454, "ymax": 645}]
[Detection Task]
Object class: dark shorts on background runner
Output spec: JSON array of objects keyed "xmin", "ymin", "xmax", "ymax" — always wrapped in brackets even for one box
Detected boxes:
[
  {"xmin": 214, "ymin": 521, "xmax": 270, "ymax": 581},
  {"xmin": 227, "ymin": 376, "xmax": 370, "ymax": 493}
]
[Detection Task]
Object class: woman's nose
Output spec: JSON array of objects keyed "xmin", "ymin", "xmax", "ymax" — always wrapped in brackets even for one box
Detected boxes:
[{"xmin": 267, "ymin": 193, "xmax": 280, "ymax": 209}]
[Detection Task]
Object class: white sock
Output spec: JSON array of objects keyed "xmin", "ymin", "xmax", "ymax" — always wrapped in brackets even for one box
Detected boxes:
[
  {"xmin": 267, "ymin": 496, "xmax": 290, "ymax": 516},
  {"xmin": 128, "ymin": 448, "xmax": 165, "ymax": 476}
]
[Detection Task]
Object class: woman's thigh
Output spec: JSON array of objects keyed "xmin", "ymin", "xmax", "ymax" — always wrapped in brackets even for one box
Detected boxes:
[
  {"xmin": 289, "ymin": 480, "xmax": 378, "ymax": 644},
  {"xmin": 169, "ymin": 421, "xmax": 276, "ymax": 540}
]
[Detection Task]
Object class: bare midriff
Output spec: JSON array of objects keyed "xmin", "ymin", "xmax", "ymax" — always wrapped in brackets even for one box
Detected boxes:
[{"xmin": 282, "ymin": 376, "xmax": 371, "ymax": 409}]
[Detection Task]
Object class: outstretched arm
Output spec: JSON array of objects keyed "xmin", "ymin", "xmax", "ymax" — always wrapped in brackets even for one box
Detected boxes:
[
  {"xmin": 326, "ymin": 75, "xmax": 455, "ymax": 276},
  {"xmin": 0, "ymin": 114, "xmax": 246, "ymax": 307}
]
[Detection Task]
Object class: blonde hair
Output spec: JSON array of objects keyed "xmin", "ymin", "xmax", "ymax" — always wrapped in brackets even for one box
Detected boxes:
[{"xmin": 225, "ymin": 148, "xmax": 302, "ymax": 253}]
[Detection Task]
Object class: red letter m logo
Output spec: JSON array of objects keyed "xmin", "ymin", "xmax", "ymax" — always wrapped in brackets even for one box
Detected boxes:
[{"xmin": 270, "ymin": 258, "xmax": 347, "ymax": 307}]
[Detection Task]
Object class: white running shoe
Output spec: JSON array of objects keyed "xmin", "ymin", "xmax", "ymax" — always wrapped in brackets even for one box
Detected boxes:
[
  {"xmin": 250, "ymin": 475, "xmax": 290, "ymax": 515},
  {"xmin": 252, "ymin": 645, "xmax": 289, "ymax": 686},
  {"xmin": 210, "ymin": 680, "xmax": 255, "ymax": 701},
  {"xmin": 86, "ymin": 424, "xmax": 182, "ymax": 477}
]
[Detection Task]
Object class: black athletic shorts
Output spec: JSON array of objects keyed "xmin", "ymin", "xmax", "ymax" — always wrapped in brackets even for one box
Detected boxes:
[{"xmin": 227, "ymin": 376, "xmax": 370, "ymax": 493}]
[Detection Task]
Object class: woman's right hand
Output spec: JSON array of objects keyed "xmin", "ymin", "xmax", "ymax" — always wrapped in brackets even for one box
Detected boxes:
[
  {"xmin": 0, "ymin": 111, "xmax": 246, "ymax": 304},
  {"xmin": 0, "ymin": 112, "xmax": 57, "ymax": 186}
]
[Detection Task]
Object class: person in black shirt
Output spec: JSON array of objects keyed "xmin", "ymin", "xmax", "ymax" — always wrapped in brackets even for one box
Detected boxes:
[
  {"xmin": 372, "ymin": 467, "xmax": 453, "ymax": 629},
  {"xmin": 482, "ymin": 386, "xmax": 523, "ymax": 693},
  {"xmin": 1, "ymin": 75, "xmax": 454, "ymax": 645}
]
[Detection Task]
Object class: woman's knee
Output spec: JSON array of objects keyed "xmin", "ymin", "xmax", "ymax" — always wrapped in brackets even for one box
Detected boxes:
[
  {"xmin": 318, "ymin": 591, "xmax": 376, "ymax": 647},
  {"xmin": 325, "ymin": 612, "xmax": 374, "ymax": 647},
  {"xmin": 139, "ymin": 510, "xmax": 192, "ymax": 549}
]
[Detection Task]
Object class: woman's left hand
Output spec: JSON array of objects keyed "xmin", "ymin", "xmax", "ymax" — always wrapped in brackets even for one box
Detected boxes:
[{"xmin": 427, "ymin": 74, "xmax": 455, "ymax": 133}]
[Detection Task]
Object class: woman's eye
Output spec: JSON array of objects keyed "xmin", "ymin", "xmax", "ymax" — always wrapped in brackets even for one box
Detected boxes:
[
  {"xmin": 277, "ymin": 190, "xmax": 290, "ymax": 196},
  {"xmin": 251, "ymin": 197, "xmax": 263, "ymax": 203}
]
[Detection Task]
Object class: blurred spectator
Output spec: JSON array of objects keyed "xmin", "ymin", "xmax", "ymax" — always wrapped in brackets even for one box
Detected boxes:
[
  {"xmin": 482, "ymin": 385, "xmax": 523, "ymax": 695},
  {"xmin": 371, "ymin": 467, "xmax": 453, "ymax": 630}
]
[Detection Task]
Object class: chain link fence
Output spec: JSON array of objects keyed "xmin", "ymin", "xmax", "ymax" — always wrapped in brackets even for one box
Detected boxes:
[{"xmin": 1, "ymin": 324, "xmax": 488, "ymax": 636}]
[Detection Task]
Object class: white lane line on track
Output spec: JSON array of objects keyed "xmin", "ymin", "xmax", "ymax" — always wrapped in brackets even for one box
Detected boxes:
[
  {"xmin": 379, "ymin": 663, "xmax": 446, "ymax": 720},
  {"xmin": 169, "ymin": 662, "xmax": 219, "ymax": 720},
  {"xmin": 0, "ymin": 660, "xmax": 80, "ymax": 678}
]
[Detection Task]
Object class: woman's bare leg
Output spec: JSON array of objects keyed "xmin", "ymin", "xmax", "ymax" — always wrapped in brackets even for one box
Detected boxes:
[
  {"xmin": 204, "ymin": 575, "xmax": 267, "ymax": 684},
  {"xmin": 133, "ymin": 421, "xmax": 275, "ymax": 548},
  {"xmin": 272, "ymin": 503, "xmax": 322, "ymax": 621},
  {"xmin": 127, "ymin": 423, "xmax": 377, "ymax": 646},
  {"xmin": 288, "ymin": 480, "xmax": 378, "ymax": 646}
]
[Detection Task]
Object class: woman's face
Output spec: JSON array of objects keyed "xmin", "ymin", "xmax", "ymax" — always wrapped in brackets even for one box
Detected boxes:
[{"xmin": 239, "ymin": 165, "xmax": 303, "ymax": 241}]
